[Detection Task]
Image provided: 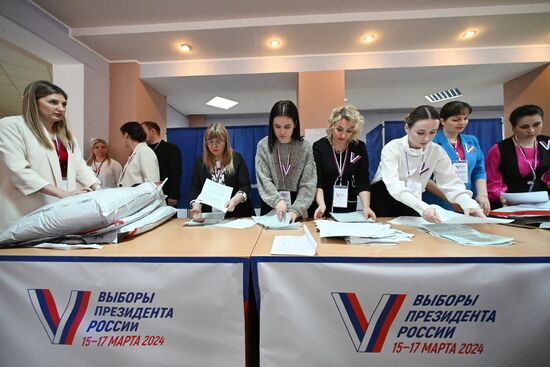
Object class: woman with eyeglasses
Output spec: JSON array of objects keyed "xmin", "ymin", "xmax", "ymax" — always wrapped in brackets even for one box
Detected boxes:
[
  {"xmin": 189, "ymin": 123, "xmax": 255, "ymax": 220},
  {"xmin": 255, "ymin": 100, "xmax": 317, "ymax": 222}
]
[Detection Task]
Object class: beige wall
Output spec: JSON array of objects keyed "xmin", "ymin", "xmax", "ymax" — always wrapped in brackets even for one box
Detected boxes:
[
  {"xmin": 297, "ymin": 70, "xmax": 345, "ymax": 134},
  {"xmin": 109, "ymin": 62, "xmax": 167, "ymax": 164},
  {"xmin": 503, "ymin": 63, "xmax": 550, "ymax": 137}
]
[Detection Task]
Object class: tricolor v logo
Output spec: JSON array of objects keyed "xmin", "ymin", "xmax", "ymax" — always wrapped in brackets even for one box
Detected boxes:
[
  {"xmin": 28, "ymin": 289, "xmax": 91, "ymax": 345},
  {"xmin": 332, "ymin": 292, "xmax": 406, "ymax": 353}
]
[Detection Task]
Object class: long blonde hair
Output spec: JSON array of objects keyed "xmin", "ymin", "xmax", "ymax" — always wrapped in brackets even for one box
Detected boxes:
[
  {"xmin": 203, "ymin": 123, "xmax": 234, "ymax": 174},
  {"xmin": 22, "ymin": 80, "xmax": 74, "ymax": 150},
  {"xmin": 86, "ymin": 138, "xmax": 112, "ymax": 166}
]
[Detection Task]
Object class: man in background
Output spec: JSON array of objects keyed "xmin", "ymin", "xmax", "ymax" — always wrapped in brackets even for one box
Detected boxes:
[{"xmin": 142, "ymin": 121, "xmax": 182, "ymax": 207}]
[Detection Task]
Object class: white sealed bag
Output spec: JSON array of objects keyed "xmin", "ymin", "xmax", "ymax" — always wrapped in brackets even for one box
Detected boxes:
[{"xmin": 0, "ymin": 182, "xmax": 164, "ymax": 245}]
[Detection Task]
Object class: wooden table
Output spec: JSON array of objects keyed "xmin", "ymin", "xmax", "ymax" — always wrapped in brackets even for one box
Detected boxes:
[
  {"xmin": 0, "ymin": 219, "xmax": 263, "ymax": 367},
  {"xmin": 251, "ymin": 219, "xmax": 550, "ymax": 367}
]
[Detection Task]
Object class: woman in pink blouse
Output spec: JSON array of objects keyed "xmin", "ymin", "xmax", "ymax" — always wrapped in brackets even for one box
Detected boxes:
[{"xmin": 485, "ymin": 105, "xmax": 550, "ymax": 209}]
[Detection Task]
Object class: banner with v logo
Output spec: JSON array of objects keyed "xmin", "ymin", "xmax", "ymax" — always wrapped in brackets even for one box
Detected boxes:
[
  {"xmin": 332, "ymin": 292, "xmax": 406, "ymax": 353},
  {"xmin": 28, "ymin": 289, "xmax": 91, "ymax": 345}
]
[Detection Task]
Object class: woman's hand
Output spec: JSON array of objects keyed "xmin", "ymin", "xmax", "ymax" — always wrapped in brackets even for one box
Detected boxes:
[
  {"xmin": 476, "ymin": 195, "xmax": 491, "ymax": 215},
  {"xmin": 314, "ymin": 204, "xmax": 326, "ymax": 220},
  {"xmin": 190, "ymin": 202, "xmax": 204, "ymax": 222},
  {"xmin": 363, "ymin": 206, "xmax": 376, "ymax": 221},
  {"xmin": 464, "ymin": 207, "xmax": 486, "ymax": 218},
  {"xmin": 422, "ymin": 207, "xmax": 442, "ymax": 223},
  {"xmin": 498, "ymin": 195, "xmax": 508, "ymax": 207},
  {"xmin": 225, "ymin": 193, "xmax": 244, "ymax": 212},
  {"xmin": 60, "ymin": 187, "xmax": 92, "ymax": 198},
  {"xmin": 289, "ymin": 211, "xmax": 298, "ymax": 223},
  {"xmin": 276, "ymin": 199, "xmax": 287, "ymax": 221}
]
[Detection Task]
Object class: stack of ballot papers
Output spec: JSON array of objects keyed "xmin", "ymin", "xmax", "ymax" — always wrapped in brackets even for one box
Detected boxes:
[
  {"xmin": 389, "ymin": 205, "xmax": 514, "ymax": 227},
  {"xmin": 489, "ymin": 201, "xmax": 550, "ymax": 218},
  {"xmin": 314, "ymin": 220, "xmax": 413, "ymax": 245},
  {"xmin": 421, "ymin": 224, "xmax": 513, "ymax": 246},
  {"xmin": 184, "ymin": 212, "xmax": 226, "ymax": 226},
  {"xmin": 271, "ymin": 225, "xmax": 317, "ymax": 256},
  {"xmin": 252, "ymin": 213, "xmax": 301, "ymax": 230}
]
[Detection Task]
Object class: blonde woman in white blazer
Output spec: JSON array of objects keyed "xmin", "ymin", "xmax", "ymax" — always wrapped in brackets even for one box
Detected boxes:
[
  {"xmin": 0, "ymin": 81, "xmax": 100, "ymax": 231},
  {"xmin": 117, "ymin": 121, "xmax": 159, "ymax": 187}
]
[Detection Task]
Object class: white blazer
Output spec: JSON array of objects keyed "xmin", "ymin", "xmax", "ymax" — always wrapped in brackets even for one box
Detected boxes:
[
  {"xmin": 0, "ymin": 115, "xmax": 99, "ymax": 231},
  {"xmin": 117, "ymin": 142, "xmax": 159, "ymax": 187}
]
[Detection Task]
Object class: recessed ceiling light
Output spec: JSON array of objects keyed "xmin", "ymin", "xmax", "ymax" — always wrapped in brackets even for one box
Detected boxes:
[
  {"xmin": 206, "ymin": 96, "xmax": 239, "ymax": 110},
  {"xmin": 462, "ymin": 30, "xmax": 477, "ymax": 39},
  {"xmin": 425, "ymin": 88, "xmax": 462, "ymax": 103},
  {"xmin": 269, "ymin": 39, "xmax": 281, "ymax": 48},
  {"xmin": 363, "ymin": 34, "xmax": 375, "ymax": 43},
  {"xmin": 180, "ymin": 44, "xmax": 192, "ymax": 52}
]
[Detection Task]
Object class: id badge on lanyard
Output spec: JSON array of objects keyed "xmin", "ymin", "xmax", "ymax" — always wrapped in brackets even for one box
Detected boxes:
[
  {"xmin": 61, "ymin": 179, "xmax": 69, "ymax": 191},
  {"xmin": 452, "ymin": 160, "xmax": 468, "ymax": 184},
  {"xmin": 406, "ymin": 180, "xmax": 422, "ymax": 199},
  {"xmin": 333, "ymin": 184, "xmax": 348, "ymax": 208},
  {"xmin": 280, "ymin": 190, "xmax": 292, "ymax": 206}
]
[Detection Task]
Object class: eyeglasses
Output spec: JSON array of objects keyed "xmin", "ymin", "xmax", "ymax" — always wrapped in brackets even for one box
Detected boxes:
[{"xmin": 206, "ymin": 139, "xmax": 225, "ymax": 146}]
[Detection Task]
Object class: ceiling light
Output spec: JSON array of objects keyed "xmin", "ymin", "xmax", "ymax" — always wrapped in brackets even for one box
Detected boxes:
[
  {"xmin": 180, "ymin": 44, "xmax": 192, "ymax": 52},
  {"xmin": 425, "ymin": 88, "xmax": 462, "ymax": 103},
  {"xmin": 462, "ymin": 31, "xmax": 477, "ymax": 39},
  {"xmin": 206, "ymin": 96, "xmax": 239, "ymax": 110},
  {"xmin": 363, "ymin": 35, "xmax": 375, "ymax": 43},
  {"xmin": 269, "ymin": 39, "xmax": 281, "ymax": 48}
]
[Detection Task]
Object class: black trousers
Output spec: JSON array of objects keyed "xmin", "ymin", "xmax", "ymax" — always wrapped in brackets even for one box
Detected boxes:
[{"xmin": 370, "ymin": 181, "xmax": 418, "ymax": 217}]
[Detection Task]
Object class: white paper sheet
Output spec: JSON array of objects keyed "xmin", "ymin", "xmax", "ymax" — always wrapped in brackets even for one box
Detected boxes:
[
  {"xmin": 501, "ymin": 191, "xmax": 549, "ymax": 205},
  {"xmin": 421, "ymin": 224, "xmax": 513, "ymax": 246},
  {"xmin": 388, "ymin": 205, "xmax": 513, "ymax": 227},
  {"xmin": 540, "ymin": 222, "xmax": 550, "ymax": 229},
  {"xmin": 315, "ymin": 220, "xmax": 395, "ymax": 238},
  {"xmin": 196, "ymin": 179, "xmax": 233, "ymax": 212},
  {"xmin": 271, "ymin": 225, "xmax": 317, "ymax": 256},
  {"xmin": 252, "ymin": 213, "xmax": 301, "ymax": 230},
  {"xmin": 330, "ymin": 211, "xmax": 374, "ymax": 223},
  {"xmin": 184, "ymin": 212, "xmax": 226, "ymax": 226},
  {"xmin": 213, "ymin": 218, "xmax": 257, "ymax": 229},
  {"xmin": 33, "ymin": 243, "xmax": 104, "ymax": 250}
]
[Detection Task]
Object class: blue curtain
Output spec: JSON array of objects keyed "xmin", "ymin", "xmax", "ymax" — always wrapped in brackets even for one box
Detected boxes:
[
  {"xmin": 365, "ymin": 124, "xmax": 383, "ymax": 181},
  {"xmin": 462, "ymin": 118, "xmax": 503, "ymax": 156},
  {"xmin": 167, "ymin": 125, "xmax": 268, "ymax": 208},
  {"xmin": 383, "ymin": 121, "xmax": 406, "ymax": 144}
]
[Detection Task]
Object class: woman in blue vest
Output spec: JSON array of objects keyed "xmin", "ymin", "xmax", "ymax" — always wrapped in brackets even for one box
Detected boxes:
[
  {"xmin": 485, "ymin": 104, "xmax": 550, "ymax": 209},
  {"xmin": 423, "ymin": 101, "xmax": 490, "ymax": 214}
]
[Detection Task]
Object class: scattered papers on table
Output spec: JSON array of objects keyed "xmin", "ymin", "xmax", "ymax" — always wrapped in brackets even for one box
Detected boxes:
[
  {"xmin": 196, "ymin": 179, "xmax": 233, "ymax": 213},
  {"xmin": 490, "ymin": 201, "xmax": 550, "ymax": 217},
  {"xmin": 271, "ymin": 225, "xmax": 317, "ymax": 256},
  {"xmin": 33, "ymin": 243, "xmax": 104, "ymax": 250},
  {"xmin": 501, "ymin": 191, "xmax": 549, "ymax": 205},
  {"xmin": 315, "ymin": 220, "xmax": 399, "ymax": 238},
  {"xmin": 184, "ymin": 212, "xmax": 226, "ymax": 226},
  {"xmin": 345, "ymin": 230, "xmax": 413, "ymax": 246},
  {"xmin": 388, "ymin": 205, "xmax": 513, "ymax": 227},
  {"xmin": 213, "ymin": 218, "xmax": 257, "ymax": 229},
  {"xmin": 330, "ymin": 211, "xmax": 374, "ymax": 223},
  {"xmin": 421, "ymin": 224, "xmax": 513, "ymax": 246},
  {"xmin": 253, "ymin": 213, "xmax": 302, "ymax": 230}
]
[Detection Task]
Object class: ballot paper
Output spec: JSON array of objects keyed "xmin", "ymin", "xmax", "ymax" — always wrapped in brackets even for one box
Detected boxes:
[
  {"xmin": 184, "ymin": 212, "xmax": 226, "ymax": 226},
  {"xmin": 490, "ymin": 201, "xmax": 550, "ymax": 217},
  {"xmin": 330, "ymin": 211, "xmax": 374, "ymax": 223},
  {"xmin": 213, "ymin": 218, "xmax": 257, "ymax": 229},
  {"xmin": 388, "ymin": 205, "xmax": 513, "ymax": 227},
  {"xmin": 346, "ymin": 230, "xmax": 414, "ymax": 245},
  {"xmin": 315, "ymin": 220, "xmax": 396, "ymax": 238},
  {"xmin": 195, "ymin": 179, "xmax": 233, "ymax": 213},
  {"xmin": 421, "ymin": 224, "xmax": 513, "ymax": 246},
  {"xmin": 501, "ymin": 191, "xmax": 549, "ymax": 205},
  {"xmin": 33, "ymin": 243, "xmax": 104, "ymax": 250},
  {"xmin": 252, "ymin": 213, "xmax": 302, "ymax": 230},
  {"xmin": 540, "ymin": 222, "xmax": 550, "ymax": 229},
  {"xmin": 271, "ymin": 225, "xmax": 317, "ymax": 256}
]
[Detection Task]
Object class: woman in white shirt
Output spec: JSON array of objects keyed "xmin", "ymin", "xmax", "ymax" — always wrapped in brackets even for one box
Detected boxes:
[
  {"xmin": 117, "ymin": 121, "xmax": 159, "ymax": 187},
  {"xmin": 86, "ymin": 138, "xmax": 122, "ymax": 188},
  {"xmin": 370, "ymin": 105, "xmax": 484, "ymax": 223}
]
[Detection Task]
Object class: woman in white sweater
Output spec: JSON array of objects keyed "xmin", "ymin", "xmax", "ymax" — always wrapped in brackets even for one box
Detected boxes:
[{"xmin": 370, "ymin": 105, "xmax": 484, "ymax": 223}]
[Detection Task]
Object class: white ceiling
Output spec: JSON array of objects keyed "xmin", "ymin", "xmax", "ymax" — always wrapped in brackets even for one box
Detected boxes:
[{"xmin": 19, "ymin": 1, "xmax": 550, "ymax": 115}]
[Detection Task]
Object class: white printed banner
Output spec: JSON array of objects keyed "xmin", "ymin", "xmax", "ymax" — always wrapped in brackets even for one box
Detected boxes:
[
  {"xmin": 0, "ymin": 260, "xmax": 246, "ymax": 367},
  {"xmin": 255, "ymin": 261, "xmax": 550, "ymax": 367}
]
